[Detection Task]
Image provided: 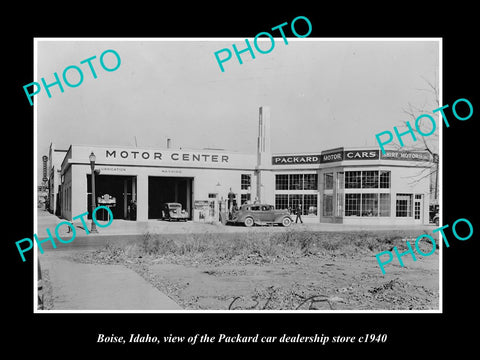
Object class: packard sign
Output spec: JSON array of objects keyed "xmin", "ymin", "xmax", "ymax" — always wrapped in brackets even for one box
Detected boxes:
[{"xmin": 272, "ymin": 155, "xmax": 321, "ymax": 165}]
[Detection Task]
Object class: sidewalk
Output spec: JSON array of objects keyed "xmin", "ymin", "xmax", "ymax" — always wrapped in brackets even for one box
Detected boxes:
[
  {"xmin": 37, "ymin": 210, "xmax": 182, "ymax": 310},
  {"xmin": 40, "ymin": 252, "xmax": 181, "ymax": 310}
]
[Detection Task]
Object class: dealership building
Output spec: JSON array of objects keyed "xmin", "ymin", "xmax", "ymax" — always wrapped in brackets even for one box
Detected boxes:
[{"xmin": 47, "ymin": 106, "xmax": 436, "ymax": 225}]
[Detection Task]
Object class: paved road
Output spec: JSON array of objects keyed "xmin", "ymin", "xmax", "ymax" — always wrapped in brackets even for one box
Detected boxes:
[
  {"xmin": 36, "ymin": 209, "xmax": 436, "ymax": 239},
  {"xmin": 35, "ymin": 208, "xmax": 436, "ymax": 252}
]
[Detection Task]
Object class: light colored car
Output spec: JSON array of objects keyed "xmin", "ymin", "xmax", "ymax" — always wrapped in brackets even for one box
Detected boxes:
[
  {"xmin": 230, "ymin": 203, "xmax": 292, "ymax": 227},
  {"xmin": 162, "ymin": 202, "xmax": 189, "ymax": 221}
]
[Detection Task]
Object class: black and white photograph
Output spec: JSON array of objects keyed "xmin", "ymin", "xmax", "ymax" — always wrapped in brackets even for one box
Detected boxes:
[
  {"xmin": 7, "ymin": 7, "xmax": 478, "ymax": 355},
  {"xmin": 34, "ymin": 38, "xmax": 441, "ymax": 312}
]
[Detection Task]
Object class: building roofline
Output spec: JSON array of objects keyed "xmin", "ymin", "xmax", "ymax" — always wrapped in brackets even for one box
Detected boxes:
[{"xmin": 67, "ymin": 143, "xmax": 253, "ymax": 155}]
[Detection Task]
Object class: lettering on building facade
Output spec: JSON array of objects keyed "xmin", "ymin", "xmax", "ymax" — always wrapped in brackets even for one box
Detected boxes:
[
  {"xmin": 274, "ymin": 149, "xmax": 431, "ymax": 165},
  {"xmin": 344, "ymin": 150, "xmax": 379, "ymax": 160},
  {"xmin": 272, "ymin": 155, "xmax": 321, "ymax": 165},
  {"xmin": 380, "ymin": 150, "xmax": 431, "ymax": 161},
  {"xmin": 320, "ymin": 148, "xmax": 344, "ymax": 163},
  {"xmin": 105, "ymin": 150, "xmax": 229, "ymax": 163}
]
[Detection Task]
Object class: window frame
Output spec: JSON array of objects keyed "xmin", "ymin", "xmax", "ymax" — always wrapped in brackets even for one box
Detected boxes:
[
  {"xmin": 379, "ymin": 193, "xmax": 391, "ymax": 217},
  {"xmin": 362, "ymin": 171, "xmax": 379, "ymax": 189},
  {"xmin": 289, "ymin": 174, "xmax": 303, "ymax": 190},
  {"xmin": 345, "ymin": 193, "xmax": 361, "ymax": 216},
  {"xmin": 241, "ymin": 174, "xmax": 251, "ymax": 190},
  {"xmin": 324, "ymin": 173, "xmax": 334, "ymax": 190},
  {"xmin": 396, "ymin": 193, "xmax": 413, "ymax": 217},
  {"xmin": 275, "ymin": 174, "xmax": 289, "ymax": 190},
  {"xmin": 345, "ymin": 171, "xmax": 362, "ymax": 189},
  {"xmin": 380, "ymin": 170, "xmax": 391, "ymax": 189}
]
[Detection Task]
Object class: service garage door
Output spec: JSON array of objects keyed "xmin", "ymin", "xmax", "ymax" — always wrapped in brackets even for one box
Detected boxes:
[{"xmin": 148, "ymin": 176, "xmax": 193, "ymax": 219}]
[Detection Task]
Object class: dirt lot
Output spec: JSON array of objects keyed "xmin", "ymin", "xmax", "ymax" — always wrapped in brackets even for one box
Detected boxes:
[{"xmin": 52, "ymin": 228, "xmax": 439, "ymax": 311}]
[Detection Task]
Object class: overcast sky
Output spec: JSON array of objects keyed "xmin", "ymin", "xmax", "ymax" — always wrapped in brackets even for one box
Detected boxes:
[{"xmin": 36, "ymin": 39, "xmax": 439, "ymax": 179}]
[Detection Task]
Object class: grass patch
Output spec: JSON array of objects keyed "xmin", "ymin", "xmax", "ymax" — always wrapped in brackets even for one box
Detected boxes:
[{"xmin": 101, "ymin": 228, "xmax": 435, "ymax": 263}]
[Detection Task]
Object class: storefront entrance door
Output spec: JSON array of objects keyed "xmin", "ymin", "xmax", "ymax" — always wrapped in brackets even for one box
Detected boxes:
[{"xmin": 414, "ymin": 194, "xmax": 423, "ymax": 223}]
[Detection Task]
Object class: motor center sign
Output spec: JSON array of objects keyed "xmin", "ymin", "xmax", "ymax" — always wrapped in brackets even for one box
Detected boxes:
[
  {"xmin": 105, "ymin": 149, "xmax": 230, "ymax": 163},
  {"xmin": 69, "ymin": 146, "xmax": 255, "ymax": 169}
]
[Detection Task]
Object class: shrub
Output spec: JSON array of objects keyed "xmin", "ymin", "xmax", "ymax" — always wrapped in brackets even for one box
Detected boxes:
[
  {"xmin": 129, "ymin": 229, "xmax": 436, "ymax": 261},
  {"xmin": 141, "ymin": 232, "xmax": 178, "ymax": 255}
]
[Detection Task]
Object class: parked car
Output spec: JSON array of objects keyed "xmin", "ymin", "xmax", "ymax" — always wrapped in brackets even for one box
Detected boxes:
[
  {"xmin": 429, "ymin": 204, "xmax": 439, "ymax": 225},
  {"xmin": 230, "ymin": 203, "xmax": 292, "ymax": 227},
  {"xmin": 162, "ymin": 202, "xmax": 189, "ymax": 221}
]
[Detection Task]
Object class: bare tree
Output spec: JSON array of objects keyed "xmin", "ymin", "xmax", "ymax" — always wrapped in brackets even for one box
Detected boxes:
[{"xmin": 395, "ymin": 73, "xmax": 440, "ymax": 205}]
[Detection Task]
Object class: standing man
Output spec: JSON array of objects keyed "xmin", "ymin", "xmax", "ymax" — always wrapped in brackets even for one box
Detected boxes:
[
  {"xmin": 130, "ymin": 200, "xmax": 137, "ymax": 220},
  {"xmin": 295, "ymin": 203, "xmax": 303, "ymax": 224},
  {"xmin": 227, "ymin": 188, "xmax": 235, "ymax": 219}
]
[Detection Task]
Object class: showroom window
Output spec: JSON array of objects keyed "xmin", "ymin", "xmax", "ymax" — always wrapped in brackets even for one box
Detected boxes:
[
  {"xmin": 344, "ymin": 193, "xmax": 391, "ymax": 217},
  {"xmin": 304, "ymin": 194, "xmax": 318, "ymax": 215},
  {"xmin": 275, "ymin": 174, "xmax": 318, "ymax": 191},
  {"xmin": 275, "ymin": 194, "xmax": 288, "ymax": 211},
  {"xmin": 362, "ymin": 171, "xmax": 379, "ymax": 188},
  {"xmin": 275, "ymin": 174, "xmax": 289, "ymax": 190},
  {"xmin": 380, "ymin": 171, "xmax": 390, "ymax": 188},
  {"xmin": 345, "ymin": 170, "xmax": 390, "ymax": 189},
  {"xmin": 396, "ymin": 193, "xmax": 413, "ymax": 217},
  {"xmin": 289, "ymin": 174, "xmax": 303, "ymax": 190},
  {"xmin": 345, "ymin": 193, "xmax": 361, "ymax": 216},
  {"xmin": 379, "ymin": 194, "xmax": 391, "ymax": 216},
  {"xmin": 345, "ymin": 171, "xmax": 362, "ymax": 189},
  {"xmin": 304, "ymin": 174, "xmax": 318, "ymax": 190},
  {"xmin": 361, "ymin": 193, "xmax": 378, "ymax": 216}
]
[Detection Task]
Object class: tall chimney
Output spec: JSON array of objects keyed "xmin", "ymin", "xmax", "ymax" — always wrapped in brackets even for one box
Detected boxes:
[
  {"xmin": 257, "ymin": 106, "xmax": 271, "ymax": 166},
  {"xmin": 256, "ymin": 106, "xmax": 272, "ymax": 203}
]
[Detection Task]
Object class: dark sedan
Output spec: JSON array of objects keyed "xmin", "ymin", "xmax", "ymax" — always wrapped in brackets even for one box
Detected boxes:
[{"xmin": 230, "ymin": 203, "xmax": 292, "ymax": 227}]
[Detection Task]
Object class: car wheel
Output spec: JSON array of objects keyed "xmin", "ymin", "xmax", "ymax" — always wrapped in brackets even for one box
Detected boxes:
[
  {"xmin": 282, "ymin": 217, "xmax": 292, "ymax": 227},
  {"xmin": 244, "ymin": 217, "xmax": 254, "ymax": 227}
]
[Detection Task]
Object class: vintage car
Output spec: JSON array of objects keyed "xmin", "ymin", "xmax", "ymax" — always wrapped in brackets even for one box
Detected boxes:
[
  {"xmin": 429, "ymin": 204, "xmax": 439, "ymax": 226},
  {"xmin": 162, "ymin": 202, "xmax": 189, "ymax": 221},
  {"xmin": 230, "ymin": 203, "xmax": 292, "ymax": 227}
]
